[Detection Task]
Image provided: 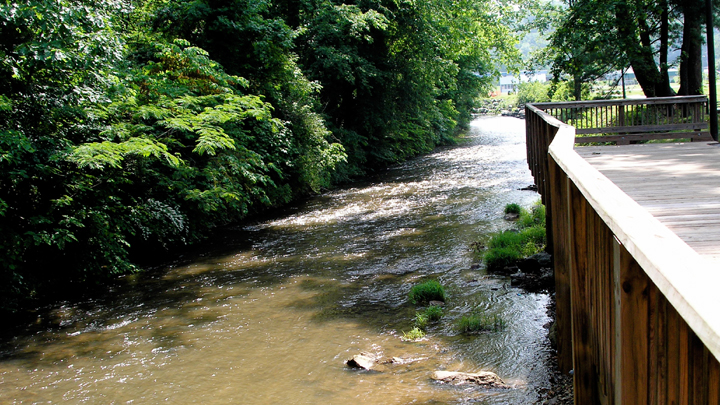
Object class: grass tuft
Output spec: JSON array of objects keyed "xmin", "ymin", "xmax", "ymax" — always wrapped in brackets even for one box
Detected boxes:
[
  {"xmin": 457, "ymin": 313, "xmax": 507, "ymax": 333},
  {"xmin": 409, "ymin": 280, "xmax": 446, "ymax": 305},
  {"xmin": 484, "ymin": 246, "xmax": 522, "ymax": 272},
  {"xmin": 424, "ymin": 305, "xmax": 443, "ymax": 322},
  {"xmin": 481, "ymin": 201, "xmax": 546, "ymax": 271},
  {"xmin": 402, "ymin": 327, "xmax": 426, "ymax": 340},
  {"xmin": 413, "ymin": 305, "xmax": 444, "ymax": 330},
  {"xmin": 504, "ymin": 203, "xmax": 522, "ymax": 215},
  {"xmin": 414, "ymin": 313, "xmax": 428, "ymax": 329}
]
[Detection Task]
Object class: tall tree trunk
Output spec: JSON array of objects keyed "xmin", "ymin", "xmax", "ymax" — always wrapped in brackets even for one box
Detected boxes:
[
  {"xmin": 616, "ymin": 0, "xmax": 675, "ymax": 97},
  {"xmin": 678, "ymin": 0, "xmax": 704, "ymax": 95},
  {"xmin": 573, "ymin": 74, "xmax": 582, "ymax": 101}
]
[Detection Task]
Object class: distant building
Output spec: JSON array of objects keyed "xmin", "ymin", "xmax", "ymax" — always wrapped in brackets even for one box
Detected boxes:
[{"xmin": 498, "ymin": 71, "xmax": 548, "ymax": 94}]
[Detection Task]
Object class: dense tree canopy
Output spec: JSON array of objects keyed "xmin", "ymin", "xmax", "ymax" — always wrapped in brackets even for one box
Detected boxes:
[
  {"xmin": 0, "ymin": 0, "xmax": 520, "ymax": 313},
  {"xmin": 543, "ymin": 0, "xmax": 720, "ymax": 99}
]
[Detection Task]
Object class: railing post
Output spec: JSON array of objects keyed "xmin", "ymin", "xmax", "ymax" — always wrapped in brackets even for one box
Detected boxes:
[
  {"xmin": 614, "ymin": 239, "xmax": 650, "ymax": 404},
  {"xmin": 548, "ymin": 156, "xmax": 573, "ymax": 373}
]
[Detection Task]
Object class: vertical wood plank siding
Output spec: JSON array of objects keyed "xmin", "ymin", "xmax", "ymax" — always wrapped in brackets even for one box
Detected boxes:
[{"xmin": 525, "ymin": 97, "xmax": 720, "ymax": 404}]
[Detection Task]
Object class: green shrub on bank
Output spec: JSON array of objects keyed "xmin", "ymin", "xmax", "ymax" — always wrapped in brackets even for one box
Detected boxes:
[{"xmin": 409, "ymin": 280, "xmax": 446, "ymax": 305}]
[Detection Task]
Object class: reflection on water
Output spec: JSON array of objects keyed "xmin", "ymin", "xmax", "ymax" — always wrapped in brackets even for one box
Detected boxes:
[{"xmin": 0, "ymin": 117, "xmax": 552, "ymax": 404}]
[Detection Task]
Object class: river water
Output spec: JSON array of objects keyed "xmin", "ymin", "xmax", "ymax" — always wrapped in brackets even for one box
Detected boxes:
[{"xmin": 0, "ymin": 116, "xmax": 554, "ymax": 404}]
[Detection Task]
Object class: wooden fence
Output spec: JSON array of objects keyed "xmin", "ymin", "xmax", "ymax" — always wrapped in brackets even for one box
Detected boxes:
[
  {"xmin": 526, "ymin": 97, "xmax": 720, "ymax": 404},
  {"xmin": 532, "ymin": 96, "xmax": 711, "ymax": 144}
]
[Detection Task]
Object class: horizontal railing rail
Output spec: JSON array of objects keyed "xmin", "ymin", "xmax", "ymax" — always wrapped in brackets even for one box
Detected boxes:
[
  {"xmin": 532, "ymin": 95, "xmax": 711, "ymax": 144},
  {"xmin": 526, "ymin": 100, "xmax": 720, "ymax": 404}
]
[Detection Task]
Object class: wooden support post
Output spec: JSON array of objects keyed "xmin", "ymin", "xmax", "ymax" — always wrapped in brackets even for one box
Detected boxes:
[
  {"xmin": 569, "ymin": 182, "xmax": 599, "ymax": 404},
  {"xmin": 549, "ymin": 156, "xmax": 573, "ymax": 373},
  {"xmin": 613, "ymin": 239, "xmax": 650, "ymax": 404}
]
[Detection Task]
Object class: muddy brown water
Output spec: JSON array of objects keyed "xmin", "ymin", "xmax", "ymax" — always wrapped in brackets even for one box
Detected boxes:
[{"xmin": 0, "ymin": 116, "xmax": 555, "ymax": 404}]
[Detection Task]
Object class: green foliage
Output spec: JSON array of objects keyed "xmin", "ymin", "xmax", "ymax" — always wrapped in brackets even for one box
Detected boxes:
[
  {"xmin": 0, "ymin": 0, "xmax": 521, "ymax": 314},
  {"xmin": 409, "ymin": 280, "xmax": 446, "ymax": 305},
  {"xmin": 457, "ymin": 313, "xmax": 506, "ymax": 333},
  {"xmin": 484, "ymin": 246, "xmax": 523, "ymax": 271},
  {"xmin": 483, "ymin": 201, "xmax": 546, "ymax": 271},
  {"xmin": 402, "ymin": 327, "xmax": 426, "ymax": 341},
  {"xmin": 504, "ymin": 203, "xmax": 522, "ymax": 215},
  {"xmin": 518, "ymin": 201, "xmax": 546, "ymax": 229},
  {"xmin": 413, "ymin": 305, "xmax": 444, "ymax": 330},
  {"xmin": 516, "ymin": 81, "xmax": 551, "ymax": 105},
  {"xmin": 414, "ymin": 313, "xmax": 429, "ymax": 330},
  {"xmin": 424, "ymin": 305, "xmax": 444, "ymax": 322}
]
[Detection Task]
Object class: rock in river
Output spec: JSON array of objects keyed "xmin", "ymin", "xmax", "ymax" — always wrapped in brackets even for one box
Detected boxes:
[
  {"xmin": 432, "ymin": 371, "xmax": 509, "ymax": 389},
  {"xmin": 346, "ymin": 353, "xmax": 426, "ymax": 371},
  {"xmin": 346, "ymin": 353, "xmax": 377, "ymax": 370}
]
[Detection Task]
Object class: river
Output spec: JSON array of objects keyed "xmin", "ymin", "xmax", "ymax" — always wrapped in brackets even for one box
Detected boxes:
[{"xmin": 0, "ymin": 116, "xmax": 555, "ymax": 404}]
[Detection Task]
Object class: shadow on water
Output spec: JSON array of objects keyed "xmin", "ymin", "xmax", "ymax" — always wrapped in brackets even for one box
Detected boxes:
[{"xmin": 0, "ymin": 117, "xmax": 552, "ymax": 405}]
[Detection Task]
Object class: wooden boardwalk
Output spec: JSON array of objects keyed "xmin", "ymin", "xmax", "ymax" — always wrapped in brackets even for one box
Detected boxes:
[
  {"xmin": 576, "ymin": 142, "xmax": 720, "ymax": 263},
  {"xmin": 527, "ymin": 97, "xmax": 720, "ymax": 404}
]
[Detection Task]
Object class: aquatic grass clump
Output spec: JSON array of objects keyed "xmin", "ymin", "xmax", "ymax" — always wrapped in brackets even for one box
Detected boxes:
[
  {"xmin": 484, "ymin": 247, "xmax": 522, "ymax": 272},
  {"xmin": 413, "ymin": 305, "xmax": 444, "ymax": 330},
  {"xmin": 487, "ymin": 230, "xmax": 524, "ymax": 249},
  {"xmin": 409, "ymin": 280, "xmax": 446, "ymax": 305},
  {"xmin": 481, "ymin": 201, "xmax": 547, "ymax": 271},
  {"xmin": 402, "ymin": 327, "xmax": 426, "ymax": 341},
  {"xmin": 424, "ymin": 305, "xmax": 443, "ymax": 322},
  {"xmin": 520, "ymin": 225, "xmax": 546, "ymax": 248},
  {"xmin": 504, "ymin": 203, "xmax": 522, "ymax": 215},
  {"xmin": 457, "ymin": 313, "xmax": 507, "ymax": 333},
  {"xmin": 414, "ymin": 313, "xmax": 429, "ymax": 329}
]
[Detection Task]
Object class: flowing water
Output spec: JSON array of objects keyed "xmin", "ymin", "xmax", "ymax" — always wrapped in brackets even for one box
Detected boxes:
[{"xmin": 0, "ymin": 116, "xmax": 555, "ymax": 404}]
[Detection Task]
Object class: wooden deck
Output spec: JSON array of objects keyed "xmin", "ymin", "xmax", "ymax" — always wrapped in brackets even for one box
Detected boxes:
[{"xmin": 577, "ymin": 141, "xmax": 720, "ymax": 263}]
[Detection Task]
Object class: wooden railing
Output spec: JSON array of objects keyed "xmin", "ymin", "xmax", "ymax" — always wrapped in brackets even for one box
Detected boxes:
[
  {"xmin": 533, "ymin": 95, "xmax": 711, "ymax": 144},
  {"xmin": 526, "ymin": 98, "xmax": 720, "ymax": 404}
]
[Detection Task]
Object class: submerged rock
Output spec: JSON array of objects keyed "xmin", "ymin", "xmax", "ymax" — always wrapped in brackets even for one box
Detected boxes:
[{"xmin": 432, "ymin": 370, "xmax": 509, "ymax": 388}]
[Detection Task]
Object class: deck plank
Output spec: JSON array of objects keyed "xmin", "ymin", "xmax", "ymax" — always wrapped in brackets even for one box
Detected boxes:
[{"xmin": 576, "ymin": 142, "xmax": 720, "ymax": 264}]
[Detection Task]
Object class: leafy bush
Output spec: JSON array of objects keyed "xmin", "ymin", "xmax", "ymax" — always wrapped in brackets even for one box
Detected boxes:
[
  {"xmin": 409, "ymin": 280, "xmax": 446, "ymax": 305},
  {"xmin": 516, "ymin": 81, "xmax": 551, "ymax": 105},
  {"xmin": 457, "ymin": 313, "xmax": 506, "ymax": 333}
]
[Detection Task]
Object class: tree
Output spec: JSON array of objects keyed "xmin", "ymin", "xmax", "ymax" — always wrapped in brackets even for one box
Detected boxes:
[
  {"xmin": 0, "ymin": 0, "xmax": 520, "ymax": 314},
  {"xmin": 542, "ymin": 0, "xmax": 627, "ymax": 100},
  {"xmin": 545, "ymin": 0, "xmax": 717, "ymax": 98}
]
